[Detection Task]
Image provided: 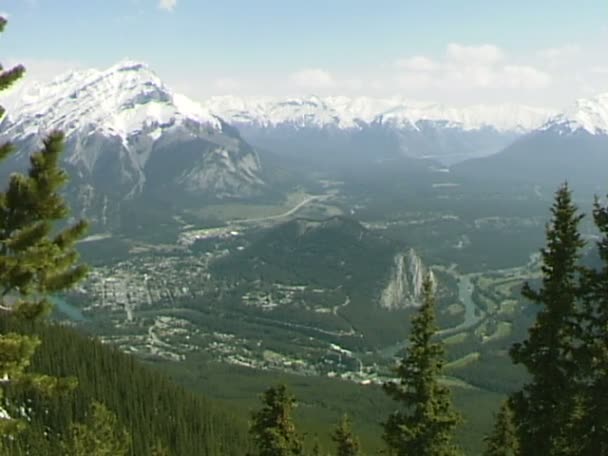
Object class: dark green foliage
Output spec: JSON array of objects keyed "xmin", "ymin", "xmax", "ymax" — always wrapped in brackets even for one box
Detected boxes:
[
  {"xmin": 576, "ymin": 196, "xmax": 608, "ymax": 455},
  {"xmin": 0, "ymin": 18, "xmax": 88, "ymax": 318},
  {"xmin": 509, "ymin": 183, "xmax": 585, "ymax": 455},
  {"xmin": 61, "ymin": 401, "xmax": 132, "ymax": 456},
  {"xmin": 0, "ymin": 130, "xmax": 89, "ymax": 319},
  {"xmin": 249, "ymin": 384, "xmax": 304, "ymax": 456},
  {"xmin": 0, "ymin": 19, "xmax": 24, "ymax": 126},
  {"xmin": 213, "ymin": 216, "xmax": 396, "ymax": 293},
  {"xmin": 332, "ymin": 414, "xmax": 360, "ymax": 456},
  {"xmin": 382, "ymin": 274, "xmax": 462, "ymax": 456},
  {"xmin": 210, "ymin": 216, "xmax": 412, "ymax": 348},
  {"xmin": 483, "ymin": 401, "xmax": 519, "ymax": 456},
  {"xmin": 0, "ymin": 318, "xmax": 250, "ymax": 455},
  {"xmin": 162, "ymin": 357, "xmax": 504, "ymax": 455},
  {"xmin": 150, "ymin": 439, "xmax": 172, "ymax": 456},
  {"xmin": 0, "ymin": 17, "xmax": 87, "ymax": 440},
  {"xmin": 310, "ymin": 439, "xmax": 323, "ymax": 456}
]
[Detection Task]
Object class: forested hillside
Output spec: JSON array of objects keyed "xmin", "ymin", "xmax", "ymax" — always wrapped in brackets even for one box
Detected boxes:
[{"xmin": 1, "ymin": 317, "xmax": 250, "ymax": 455}]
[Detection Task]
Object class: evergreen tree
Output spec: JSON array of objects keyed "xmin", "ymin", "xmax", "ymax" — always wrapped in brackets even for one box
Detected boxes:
[
  {"xmin": 509, "ymin": 183, "xmax": 585, "ymax": 455},
  {"xmin": 310, "ymin": 439, "xmax": 322, "ymax": 456},
  {"xmin": 483, "ymin": 401, "xmax": 520, "ymax": 456},
  {"xmin": 0, "ymin": 20, "xmax": 24, "ymax": 125},
  {"xmin": 576, "ymin": 196, "xmax": 608, "ymax": 456},
  {"xmin": 382, "ymin": 274, "xmax": 462, "ymax": 456},
  {"xmin": 0, "ymin": 18, "xmax": 28, "ymax": 439},
  {"xmin": 0, "ymin": 130, "xmax": 89, "ymax": 318},
  {"xmin": 150, "ymin": 438, "xmax": 172, "ymax": 456},
  {"xmin": 61, "ymin": 401, "xmax": 131, "ymax": 456},
  {"xmin": 0, "ymin": 15, "xmax": 87, "ymax": 441},
  {"xmin": 331, "ymin": 414, "xmax": 360, "ymax": 456},
  {"xmin": 249, "ymin": 384, "xmax": 303, "ymax": 456}
]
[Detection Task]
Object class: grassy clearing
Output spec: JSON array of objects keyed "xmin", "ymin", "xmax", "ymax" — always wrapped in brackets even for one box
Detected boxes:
[
  {"xmin": 445, "ymin": 352, "xmax": 480, "ymax": 370},
  {"xmin": 483, "ymin": 322, "xmax": 512, "ymax": 343},
  {"xmin": 190, "ymin": 191, "xmax": 313, "ymax": 221},
  {"xmin": 496, "ymin": 279, "xmax": 523, "ymax": 297},
  {"xmin": 498, "ymin": 299, "xmax": 519, "ymax": 315},
  {"xmin": 447, "ymin": 303, "xmax": 465, "ymax": 315},
  {"xmin": 444, "ymin": 332, "xmax": 468, "ymax": 345}
]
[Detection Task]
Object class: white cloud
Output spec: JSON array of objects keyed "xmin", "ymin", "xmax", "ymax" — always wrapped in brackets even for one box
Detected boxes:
[
  {"xmin": 342, "ymin": 78, "xmax": 364, "ymax": 91},
  {"xmin": 500, "ymin": 65, "xmax": 552, "ymax": 89},
  {"xmin": 591, "ymin": 66, "xmax": 608, "ymax": 75},
  {"xmin": 289, "ymin": 68, "xmax": 336, "ymax": 89},
  {"xmin": 446, "ymin": 43, "xmax": 504, "ymax": 65},
  {"xmin": 288, "ymin": 70, "xmax": 366, "ymax": 93},
  {"xmin": 395, "ymin": 56, "xmax": 438, "ymax": 71},
  {"xmin": 370, "ymin": 80, "xmax": 385, "ymax": 91},
  {"xmin": 537, "ymin": 44, "xmax": 580, "ymax": 60},
  {"xmin": 158, "ymin": 0, "xmax": 177, "ymax": 12},
  {"xmin": 7, "ymin": 58, "xmax": 82, "ymax": 83},
  {"xmin": 0, "ymin": 58, "xmax": 83, "ymax": 110},
  {"xmin": 396, "ymin": 72, "xmax": 433, "ymax": 89},
  {"xmin": 44, "ymin": 40, "xmax": 595, "ymax": 109},
  {"xmin": 214, "ymin": 77, "xmax": 242, "ymax": 92},
  {"xmin": 394, "ymin": 43, "xmax": 551, "ymax": 92}
]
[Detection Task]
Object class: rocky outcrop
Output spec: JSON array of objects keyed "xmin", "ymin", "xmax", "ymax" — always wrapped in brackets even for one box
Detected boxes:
[{"xmin": 380, "ymin": 249, "xmax": 435, "ymax": 310}]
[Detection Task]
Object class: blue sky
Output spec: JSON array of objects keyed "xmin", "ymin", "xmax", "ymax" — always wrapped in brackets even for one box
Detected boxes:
[{"xmin": 1, "ymin": 0, "xmax": 607, "ymax": 107}]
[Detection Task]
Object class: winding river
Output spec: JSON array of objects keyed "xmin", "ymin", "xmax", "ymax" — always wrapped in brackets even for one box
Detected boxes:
[
  {"xmin": 379, "ymin": 272, "xmax": 483, "ymax": 358},
  {"xmin": 438, "ymin": 274, "xmax": 484, "ymax": 337}
]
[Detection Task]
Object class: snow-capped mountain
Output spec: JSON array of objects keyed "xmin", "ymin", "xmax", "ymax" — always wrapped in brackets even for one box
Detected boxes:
[
  {"xmin": 0, "ymin": 61, "xmax": 266, "ymax": 225},
  {"xmin": 540, "ymin": 92, "xmax": 608, "ymax": 135},
  {"xmin": 205, "ymin": 95, "xmax": 552, "ymax": 132},
  {"xmin": 203, "ymin": 95, "xmax": 555, "ymax": 165},
  {"xmin": 453, "ymin": 92, "xmax": 608, "ymax": 191},
  {"xmin": 2, "ymin": 60, "xmax": 221, "ymax": 144},
  {"xmin": 204, "ymin": 95, "xmax": 400, "ymax": 129},
  {"xmin": 375, "ymin": 102, "xmax": 553, "ymax": 133}
]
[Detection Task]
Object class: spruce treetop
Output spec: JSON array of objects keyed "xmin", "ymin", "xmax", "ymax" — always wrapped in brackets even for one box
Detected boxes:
[
  {"xmin": 383, "ymin": 274, "xmax": 462, "ymax": 456},
  {"xmin": 249, "ymin": 384, "xmax": 304, "ymax": 456},
  {"xmin": 0, "ymin": 15, "xmax": 88, "ymax": 442}
]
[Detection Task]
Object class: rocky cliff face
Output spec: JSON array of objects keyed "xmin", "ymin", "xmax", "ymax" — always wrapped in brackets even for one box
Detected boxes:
[{"xmin": 380, "ymin": 249, "xmax": 435, "ymax": 310}]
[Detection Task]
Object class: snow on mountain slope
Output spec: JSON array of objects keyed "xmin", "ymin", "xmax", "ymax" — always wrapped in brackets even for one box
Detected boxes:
[
  {"xmin": 453, "ymin": 91, "xmax": 608, "ymax": 192},
  {"xmin": 204, "ymin": 95, "xmax": 364, "ymax": 129},
  {"xmin": 204, "ymin": 95, "xmax": 555, "ymax": 165},
  {"xmin": 0, "ymin": 61, "xmax": 266, "ymax": 225},
  {"xmin": 375, "ymin": 102, "xmax": 554, "ymax": 132},
  {"xmin": 2, "ymin": 60, "xmax": 221, "ymax": 147},
  {"xmin": 204, "ymin": 95, "xmax": 554, "ymax": 133},
  {"xmin": 540, "ymin": 92, "xmax": 608, "ymax": 135}
]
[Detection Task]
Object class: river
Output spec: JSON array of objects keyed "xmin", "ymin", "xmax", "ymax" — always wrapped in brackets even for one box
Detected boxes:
[
  {"xmin": 437, "ymin": 273, "xmax": 484, "ymax": 337},
  {"xmin": 378, "ymin": 272, "xmax": 483, "ymax": 358}
]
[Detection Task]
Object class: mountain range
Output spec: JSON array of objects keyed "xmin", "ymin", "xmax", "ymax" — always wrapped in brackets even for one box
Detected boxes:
[
  {"xmin": 203, "ymin": 95, "xmax": 556, "ymax": 166},
  {"xmin": 1, "ymin": 60, "xmax": 607, "ymax": 227},
  {"xmin": 0, "ymin": 61, "xmax": 266, "ymax": 226},
  {"xmin": 453, "ymin": 92, "xmax": 608, "ymax": 191}
]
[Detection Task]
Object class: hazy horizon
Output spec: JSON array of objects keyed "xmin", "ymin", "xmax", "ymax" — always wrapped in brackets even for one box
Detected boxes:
[{"xmin": 1, "ymin": 1, "xmax": 607, "ymax": 109}]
